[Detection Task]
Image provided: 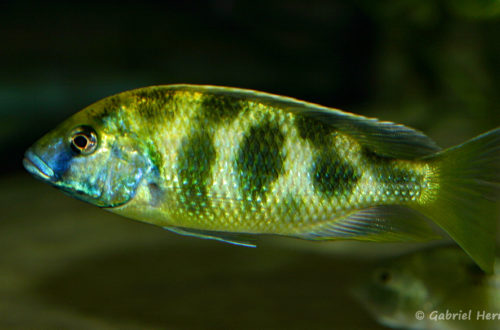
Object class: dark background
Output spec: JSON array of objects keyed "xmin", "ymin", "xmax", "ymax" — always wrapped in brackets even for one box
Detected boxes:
[{"xmin": 0, "ymin": 0, "xmax": 499, "ymax": 329}]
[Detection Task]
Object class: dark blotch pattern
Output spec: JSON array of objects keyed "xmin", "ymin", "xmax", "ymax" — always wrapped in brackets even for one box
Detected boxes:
[
  {"xmin": 362, "ymin": 147, "xmax": 396, "ymax": 162},
  {"xmin": 311, "ymin": 150, "xmax": 359, "ymax": 198},
  {"xmin": 375, "ymin": 166, "xmax": 422, "ymax": 198},
  {"xmin": 135, "ymin": 89, "xmax": 176, "ymax": 120},
  {"xmin": 363, "ymin": 147, "xmax": 419, "ymax": 184},
  {"xmin": 94, "ymin": 96, "xmax": 120, "ymax": 124},
  {"xmin": 237, "ymin": 120, "xmax": 285, "ymax": 203},
  {"xmin": 294, "ymin": 114, "xmax": 336, "ymax": 147},
  {"xmin": 363, "ymin": 147, "xmax": 423, "ymax": 199},
  {"xmin": 200, "ymin": 94, "xmax": 245, "ymax": 123},
  {"xmin": 177, "ymin": 131, "xmax": 216, "ymax": 214},
  {"xmin": 386, "ymin": 168, "xmax": 413, "ymax": 184}
]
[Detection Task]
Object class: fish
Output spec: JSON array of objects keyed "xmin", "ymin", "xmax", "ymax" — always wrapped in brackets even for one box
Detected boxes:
[
  {"xmin": 352, "ymin": 246, "xmax": 500, "ymax": 330},
  {"xmin": 23, "ymin": 85, "xmax": 500, "ymax": 272}
]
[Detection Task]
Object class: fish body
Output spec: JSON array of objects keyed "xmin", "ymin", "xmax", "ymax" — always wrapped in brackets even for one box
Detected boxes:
[
  {"xmin": 353, "ymin": 246, "xmax": 500, "ymax": 330},
  {"xmin": 23, "ymin": 85, "xmax": 500, "ymax": 271}
]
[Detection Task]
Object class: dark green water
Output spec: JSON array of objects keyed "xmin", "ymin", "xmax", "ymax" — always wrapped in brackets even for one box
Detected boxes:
[
  {"xmin": 0, "ymin": 173, "xmax": 390, "ymax": 329},
  {"xmin": 1, "ymin": 1, "xmax": 499, "ymax": 328}
]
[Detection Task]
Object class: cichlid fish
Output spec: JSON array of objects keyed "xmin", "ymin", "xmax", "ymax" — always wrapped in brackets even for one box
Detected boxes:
[
  {"xmin": 352, "ymin": 246, "xmax": 500, "ymax": 330},
  {"xmin": 23, "ymin": 85, "xmax": 500, "ymax": 271}
]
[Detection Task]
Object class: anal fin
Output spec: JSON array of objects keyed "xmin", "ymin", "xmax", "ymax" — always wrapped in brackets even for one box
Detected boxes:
[
  {"xmin": 296, "ymin": 205, "xmax": 441, "ymax": 242},
  {"xmin": 164, "ymin": 226, "xmax": 257, "ymax": 247}
]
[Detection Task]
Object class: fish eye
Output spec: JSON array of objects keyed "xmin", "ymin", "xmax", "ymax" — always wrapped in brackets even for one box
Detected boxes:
[
  {"xmin": 375, "ymin": 269, "xmax": 392, "ymax": 284},
  {"xmin": 69, "ymin": 126, "xmax": 98, "ymax": 155}
]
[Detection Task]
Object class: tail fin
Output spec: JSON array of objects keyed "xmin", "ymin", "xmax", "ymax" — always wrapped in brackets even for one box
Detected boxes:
[{"xmin": 419, "ymin": 128, "xmax": 500, "ymax": 273}]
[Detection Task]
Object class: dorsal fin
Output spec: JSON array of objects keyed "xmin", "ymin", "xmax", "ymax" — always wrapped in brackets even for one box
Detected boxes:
[
  {"xmin": 163, "ymin": 84, "xmax": 441, "ymax": 159},
  {"xmin": 290, "ymin": 107, "xmax": 441, "ymax": 159}
]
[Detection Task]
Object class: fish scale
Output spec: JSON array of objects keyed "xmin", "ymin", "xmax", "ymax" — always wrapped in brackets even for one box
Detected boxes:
[
  {"xmin": 123, "ymin": 90, "xmax": 430, "ymax": 234},
  {"xmin": 23, "ymin": 84, "xmax": 500, "ymax": 273}
]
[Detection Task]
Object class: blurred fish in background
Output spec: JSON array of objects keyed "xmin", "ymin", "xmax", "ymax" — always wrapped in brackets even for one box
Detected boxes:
[
  {"xmin": 1, "ymin": 0, "xmax": 499, "ymax": 328},
  {"xmin": 353, "ymin": 246, "xmax": 500, "ymax": 330}
]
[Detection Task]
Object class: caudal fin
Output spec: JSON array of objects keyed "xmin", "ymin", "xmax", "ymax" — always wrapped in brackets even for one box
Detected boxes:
[{"xmin": 419, "ymin": 128, "xmax": 500, "ymax": 273}]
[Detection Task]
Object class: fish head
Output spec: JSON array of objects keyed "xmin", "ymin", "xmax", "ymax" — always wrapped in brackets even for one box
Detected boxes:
[
  {"xmin": 351, "ymin": 262, "xmax": 429, "ymax": 328},
  {"xmin": 23, "ymin": 96, "xmax": 153, "ymax": 208},
  {"xmin": 351, "ymin": 247, "xmax": 482, "ymax": 328}
]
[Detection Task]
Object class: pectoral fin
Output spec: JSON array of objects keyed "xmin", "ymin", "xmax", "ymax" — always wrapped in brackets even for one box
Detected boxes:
[
  {"xmin": 164, "ymin": 226, "xmax": 257, "ymax": 247},
  {"xmin": 295, "ymin": 205, "xmax": 441, "ymax": 242}
]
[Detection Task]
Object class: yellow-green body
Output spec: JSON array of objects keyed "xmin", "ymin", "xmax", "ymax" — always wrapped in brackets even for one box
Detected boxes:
[
  {"xmin": 23, "ymin": 85, "xmax": 499, "ymax": 272},
  {"xmin": 106, "ymin": 86, "xmax": 435, "ymax": 234}
]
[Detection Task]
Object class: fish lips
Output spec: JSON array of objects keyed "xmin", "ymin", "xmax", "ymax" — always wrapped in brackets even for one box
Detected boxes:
[
  {"xmin": 23, "ymin": 150, "xmax": 56, "ymax": 182},
  {"xmin": 23, "ymin": 151, "xmax": 96, "ymax": 202}
]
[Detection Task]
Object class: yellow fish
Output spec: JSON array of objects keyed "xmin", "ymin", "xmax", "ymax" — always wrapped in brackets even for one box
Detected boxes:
[{"xmin": 23, "ymin": 85, "xmax": 500, "ymax": 272}]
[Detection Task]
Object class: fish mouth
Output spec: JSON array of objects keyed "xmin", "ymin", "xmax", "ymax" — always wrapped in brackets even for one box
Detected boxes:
[{"xmin": 23, "ymin": 150, "xmax": 55, "ymax": 181}]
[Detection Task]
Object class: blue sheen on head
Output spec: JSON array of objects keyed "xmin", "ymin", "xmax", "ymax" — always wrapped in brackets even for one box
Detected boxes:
[
  {"xmin": 50, "ymin": 145, "xmax": 73, "ymax": 179},
  {"xmin": 24, "ymin": 123, "xmax": 153, "ymax": 208},
  {"xmin": 24, "ymin": 139, "xmax": 73, "ymax": 182}
]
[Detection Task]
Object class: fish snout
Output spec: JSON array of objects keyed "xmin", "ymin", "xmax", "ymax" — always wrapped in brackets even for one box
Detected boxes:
[{"xmin": 23, "ymin": 150, "xmax": 55, "ymax": 181}]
